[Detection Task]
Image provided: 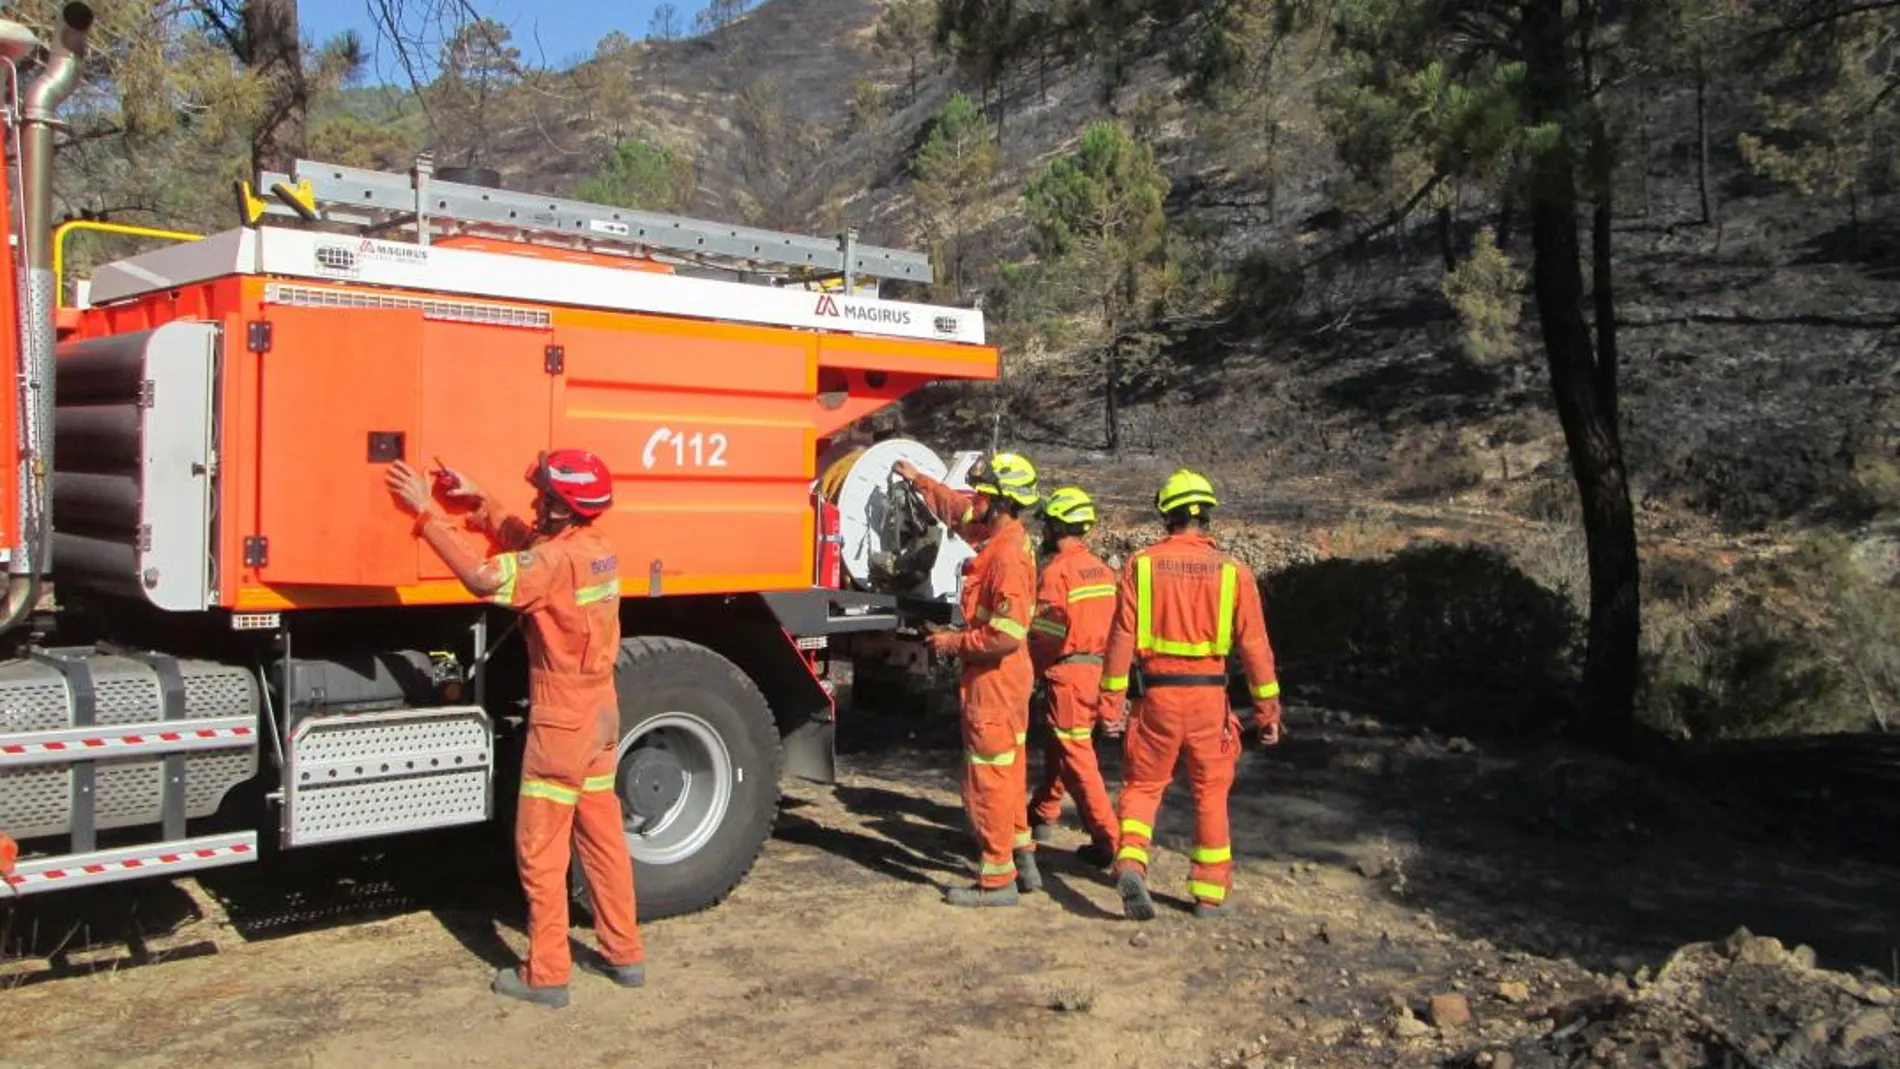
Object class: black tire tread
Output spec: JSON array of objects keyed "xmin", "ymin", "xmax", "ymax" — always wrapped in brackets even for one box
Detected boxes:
[{"xmin": 617, "ymin": 635, "xmax": 781, "ymax": 920}]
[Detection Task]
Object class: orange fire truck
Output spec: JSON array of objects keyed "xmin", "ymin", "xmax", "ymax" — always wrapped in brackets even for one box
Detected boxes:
[{"xmin": 0, "ymin": 3, "xmax": 996, "ymax": 919}]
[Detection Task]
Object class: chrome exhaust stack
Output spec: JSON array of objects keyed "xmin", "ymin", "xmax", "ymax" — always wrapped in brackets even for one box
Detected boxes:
[{"xmin": 3, "ymin": 2, "xmax": 92, "ymax": 631}]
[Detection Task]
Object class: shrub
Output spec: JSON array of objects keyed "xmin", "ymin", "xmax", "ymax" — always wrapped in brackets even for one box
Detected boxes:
[{"xmin": 1441, "ymin": 225, "xmax": 1525, "ymax": 366}]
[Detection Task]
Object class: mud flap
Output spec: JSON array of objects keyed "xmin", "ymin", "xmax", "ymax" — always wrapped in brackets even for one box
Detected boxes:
[{"xmin": 782, "ymin": 715, "xmax": 836, "ymax": 785}]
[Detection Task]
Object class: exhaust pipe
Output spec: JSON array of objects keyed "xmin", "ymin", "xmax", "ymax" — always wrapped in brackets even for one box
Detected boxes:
[{"xmin": 2, "ymin": 2, "xmax": 92, "ymax": 632}]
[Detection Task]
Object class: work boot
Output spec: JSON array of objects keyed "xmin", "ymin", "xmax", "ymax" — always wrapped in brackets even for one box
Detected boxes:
[
  {"xmin": 492, "ymin": 967, "xmax": 569, "ymax": 1009},
  {"xmin": 1117, "ymin": 867, "xmax": 1156, "ymax": 922},
  {"xmin": 1030, "ymin": 813, "xmax": 1056, "ymax": 844},
  {"xmin": 578, "ymin": 955, "xmax": 647, "ymax": 988},
  {"xmin": 1075, "ymin": 840, "xmax": 1115, "ymax": 870},
  {"xmin": 945, "ymin": 883, "xmax": 1021, "ymax": 908},
  {"xmin": 1014, "ymin": 849, "xmax": 1043, "ymax": 894},
  {"xmin": 1194, "ymin": 900, "xmax": 1236, "ymax": 920}
]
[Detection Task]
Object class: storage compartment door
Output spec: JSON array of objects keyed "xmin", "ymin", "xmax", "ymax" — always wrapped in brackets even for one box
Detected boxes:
[
  {"xmin": 414, "ymin": 319, "xmax": 556, "ymax": 580},
  {"xmin": 254, "ymin": 305, "xmax": 424, "ymax": 587}
]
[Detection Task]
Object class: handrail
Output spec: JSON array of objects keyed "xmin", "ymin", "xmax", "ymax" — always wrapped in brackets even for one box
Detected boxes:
[{"xmin": 53, "ymin": 219, "xmax": 202, "ymax": 308}]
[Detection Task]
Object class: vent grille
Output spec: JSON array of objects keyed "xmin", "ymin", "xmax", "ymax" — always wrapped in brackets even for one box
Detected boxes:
[{"xmin": 264, "ymin": 284, "xmax": 552, "ymax": 330}]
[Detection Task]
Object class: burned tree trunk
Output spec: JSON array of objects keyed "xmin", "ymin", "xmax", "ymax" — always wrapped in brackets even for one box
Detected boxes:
[{"xmin": 1521, "ymin": 0, "xmax": 1641, "ymax": 734}]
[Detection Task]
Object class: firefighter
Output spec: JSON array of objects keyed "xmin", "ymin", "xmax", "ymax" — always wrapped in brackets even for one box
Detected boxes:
[
  {"xmin": 892, "ymin": 453, "xmax": 1043, "ymax": 906},
  {"xmin": 383, "ymin": 451, "xmax": 644, "ymax": 1008},
  {"xmin": 1098, "ymin": 469, "xmax": 1283, "ymax": 921},
  {"xmin": 1025, "ymin": 486, "xmax": 1121, "ymax": 869},
  {"xmin": 0, "ymin": 832, "xmax": 15, "ymax": 880}
]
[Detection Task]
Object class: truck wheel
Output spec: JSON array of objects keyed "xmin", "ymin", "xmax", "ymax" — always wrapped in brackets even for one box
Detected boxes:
[{"xmin": 573, "ymin": 636, "xmax": 781, "ymax": 923}]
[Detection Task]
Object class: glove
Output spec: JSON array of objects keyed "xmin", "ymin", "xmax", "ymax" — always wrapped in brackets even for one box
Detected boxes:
[{"xmin": 1253, "ymin": 698, "xmax": 1284, "ymax": 748}]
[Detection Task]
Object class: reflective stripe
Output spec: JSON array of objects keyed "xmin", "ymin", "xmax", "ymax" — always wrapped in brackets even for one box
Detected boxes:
[
  {"xmin": 960, "ymin": 505, "xmax": 975, "ymax": 524},
  {"xmin": 520, "ymin": 779, "xmax": 579, "ymax": 805},
  {"xmin": 1253, "ymin": 680, "xmax": 1280, "ymax": 700},
  {"xmin": 980, "ymin": 860, "xmax": 1016, "ymax": 877},
  {"xmin": 582, "ymin": 774, "xmax": 616, "ymax": 793},
  {"xmin": 1068, "ymin": 584, "xmax": 1116, "ymax": 602},
  {"xmin": 575, "ymin": 580, "xmax": 617, "ymax": 606},
  {"xmin": 1102, "ymin": 674, "xmax": 1129, "ymax": 692},
  {"xmin": 1015, "ymin": 732, "xmax": 1027, "ymax": 745},
  {"xmin": 990, "ymin": 616, "xmax": 1028, "ymax": 640},
  {"xmin": 1117, "ymin": 845, "xmax": 1150, "ymax": 866},
  {"xmin": 1121, "ymin": 818, "xmax": 1153, "ymax": 839},
  {"xmin": 1053, "ymin": 726, "xmax": 1094, "ymax": 741},
  {"xmin": 492, "ymin": 553, "xmax": 520, "ymax": 607},
  {"xmin": 1012, "ymin": 831, "xmax": 1033, "ymax": 850},
  {"xmin": 1191, "ymin": 844, "xmax": 1232, "ymax": 864},
  {"xmin": 1031, "ymin": 618, "xmax": 1068, "ymax": 638},
  {"xmin": 1136, "ymin": 557, "xmax": 1153, "ymax": 650},
  {"xmin": 967, "ymin": 749, "xmax": 1017, "ymax": 767},
  {"xmin": 1134, "ymin": 557, "xmax": 1237, "ymax": 658},
  {"xmin": 1187, "ymin": 880, "xmax": 1228, "ymax": 902}
]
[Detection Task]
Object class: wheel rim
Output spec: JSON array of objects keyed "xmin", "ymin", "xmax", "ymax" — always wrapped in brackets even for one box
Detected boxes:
[{"xmin": 615, "ymin": 712, "xmax": 733, "ymax": 866}]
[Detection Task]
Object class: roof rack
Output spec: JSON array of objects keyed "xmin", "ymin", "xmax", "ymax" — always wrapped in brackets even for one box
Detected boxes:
[{"xmin": 240, "ymin": 153, "xmax": 932, "ymax": 289}]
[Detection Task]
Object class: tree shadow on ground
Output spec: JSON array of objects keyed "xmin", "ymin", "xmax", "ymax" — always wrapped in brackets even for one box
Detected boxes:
[
  {"xmin": 1201, "ymin": 545, "xmax": 1900, "ymax": 976},
  {"xmin": 1265, "ymin": 543, "xmax": 1585, "ymax": 738},
  {"xmin": 1795, "ymin": 216, "xmax": 1900, "ymax": 281}
]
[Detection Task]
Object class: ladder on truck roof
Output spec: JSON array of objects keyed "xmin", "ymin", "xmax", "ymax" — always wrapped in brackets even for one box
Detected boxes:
[{"xmin": 240, "ymin": 154, "xmax": 928, "ymax": 294}]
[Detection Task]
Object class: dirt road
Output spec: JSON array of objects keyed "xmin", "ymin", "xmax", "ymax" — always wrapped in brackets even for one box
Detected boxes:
[{"xmin": 4, "ymin": 704, "xmax": 1897, "ymax": 1069}]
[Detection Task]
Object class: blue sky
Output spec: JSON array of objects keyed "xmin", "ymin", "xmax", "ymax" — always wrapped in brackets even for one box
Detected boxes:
[{"xmin": 304, "ymin": 1, "xmax": 682, "ymax": 83}]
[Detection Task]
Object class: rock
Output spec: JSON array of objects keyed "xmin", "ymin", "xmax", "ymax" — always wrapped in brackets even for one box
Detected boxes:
[
  {"xmin": 1391, "ymin": 1013, "xmax": 1432, "ymax": 1040},
  {"xmin": 1429, "ymin": 993, "xmax": 1474, "ymax": 1029},
  {"xmin": 1866, "ymin": 985, "xmax": 1896, "ymax": 1007},
  {"xmin": 1314, "ymin": 922, "xmax": 1331, "ymax": 944},
  {"xmin": 1789, "ymin": 944, "xmax": 1817, "ymax": 969},
  {"xmin": 1129, "ymin": 932, "xmax": 1151, "ymax": 949},
  {"xmin": 1312, "ymin": 1020, "xmax": 1350, "ymax": 1043},
  {"xmin": 1497, "ymin": 981, "xmax": 1532, "ymax": 1004},
  {"xmin": 1491, "ymin": 1055, "xmax": 1515, "ymax": 1069},
  {"xmin": 1610, "ymin": 955, "xmax": 1640, "ymax": 976},
  {"xmin": 1356, "ymin": 857, "xmax": 1386, "ymax": 880},
  {"xmin": 1838, "ymin": 1008, "xmax": 1896, "ymax": 1051}
]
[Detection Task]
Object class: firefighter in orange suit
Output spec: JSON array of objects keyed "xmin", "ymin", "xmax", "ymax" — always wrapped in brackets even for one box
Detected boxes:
[
  {"xmin": 384, "ymin": 450, "xmax": 644, "ymax": 1007},
  {"xmin": 893, "ymin": 452, "xmax": 1043, "ymax": 906},
  {"xmin": 1025, "ymin": 486, "xmax": 1121, "ymax": 869},
  {"xmin": 1098, "ymin": 469, "xmax": 1283, "ymax": 921}
]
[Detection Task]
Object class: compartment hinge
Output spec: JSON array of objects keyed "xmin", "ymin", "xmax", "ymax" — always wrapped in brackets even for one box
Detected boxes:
[
  {"xmin": 244, "ymin": 536, "xmax": 269, "ymax": 567},
  {"xmin": 544, "ymin": 344, "xmax": 564, "ymax": 375},
  {"xmin": 136, "ymin": 524, "xmax": 152, "ymax": 553},
  {"xmin": 137, "ymin": 379, "xmax": 155, "ymax": 408},
  {"xmin": 247, "ymin": 320, "xmax": 272, "ymax": 353}
]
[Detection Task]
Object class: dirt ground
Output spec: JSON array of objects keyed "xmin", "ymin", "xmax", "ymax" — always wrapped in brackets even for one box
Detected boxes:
[{"xmin": 4, "ymin": 697, "xmax": 1898, "ymax": 1069}]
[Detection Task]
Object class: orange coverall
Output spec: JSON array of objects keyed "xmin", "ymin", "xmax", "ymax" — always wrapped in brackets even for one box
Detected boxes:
[
  {"xmin": 415, "ymin": 500, "xmax": 643, "ymax": 988},
  {"xmin": 1027, "ymin": 537, "xmax": 1120, "ymax": 852},
  {"xmin": 1099, "ymin": 530, "xmax": 1280, "ymax": 908},
  {"xmin": 0, "ymin": 832, "xmax": 15, "ymax": 879},
  {"xmin": 910, "ymin": 474, "xmax": 1038, "ymax": 888}
]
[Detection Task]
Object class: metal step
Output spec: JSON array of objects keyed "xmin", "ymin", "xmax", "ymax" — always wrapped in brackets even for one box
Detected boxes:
[
  {"xmin": 1, "ymin": 831, "xmax": 257, "ymax": 897},
  {"xmin": 249, "ymin": 155, "xmax": 933, "ymax": 286}
]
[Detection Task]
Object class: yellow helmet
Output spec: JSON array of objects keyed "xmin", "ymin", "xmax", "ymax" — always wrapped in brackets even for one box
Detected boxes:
[
  {"xmin": 1155, "ymin": 468, "xmax": 1218, "ymax": 518},
  {"xmin": 1040, "ymin": 486, "xmax": 1097, "ymax": 528},
  {"xmin": 968, "ymin": 452, "xmax": 1040, "ymax": 507}
]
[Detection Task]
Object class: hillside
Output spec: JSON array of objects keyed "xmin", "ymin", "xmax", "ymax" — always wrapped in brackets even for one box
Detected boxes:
[{"xmin": 385, "ymin": 0, "xmax": 1900, "ymax": 745}]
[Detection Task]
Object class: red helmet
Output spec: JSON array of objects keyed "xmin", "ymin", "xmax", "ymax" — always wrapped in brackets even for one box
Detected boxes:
[{"xmin": 526, "ymin": 448, "xmax": 614, "ymax": 518}]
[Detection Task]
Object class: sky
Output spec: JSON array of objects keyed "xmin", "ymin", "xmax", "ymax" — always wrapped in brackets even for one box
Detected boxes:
[{"xmin": 303, "ymin": 1, "xmax": 681, "ymax": 84}]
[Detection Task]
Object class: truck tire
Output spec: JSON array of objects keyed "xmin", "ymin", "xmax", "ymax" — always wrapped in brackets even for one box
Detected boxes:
[{"xmin": 573, "ymin": 636, "xmax": 782, "ymax": 923}]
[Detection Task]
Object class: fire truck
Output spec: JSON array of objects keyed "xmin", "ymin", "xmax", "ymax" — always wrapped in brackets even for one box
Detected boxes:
[{"xmin": 0, "ymin": 3, "xmax": 995, "ymax": 920}]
